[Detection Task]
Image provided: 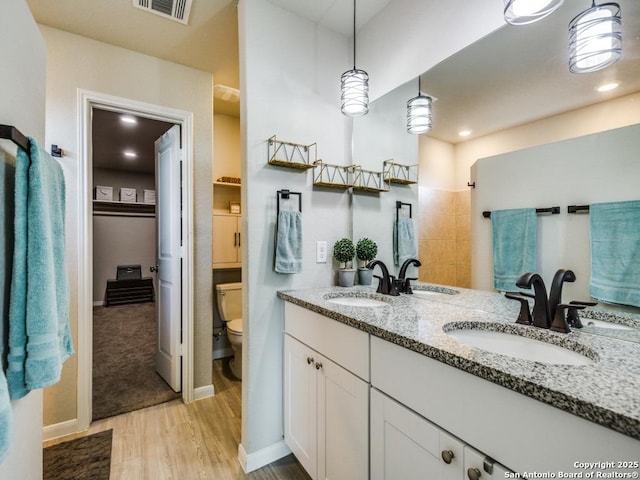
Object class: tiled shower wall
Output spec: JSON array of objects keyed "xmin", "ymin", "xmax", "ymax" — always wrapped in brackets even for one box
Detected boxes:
[{"xmin": 418, "ymin": 188, "xmax": 471, "ymax": 288}]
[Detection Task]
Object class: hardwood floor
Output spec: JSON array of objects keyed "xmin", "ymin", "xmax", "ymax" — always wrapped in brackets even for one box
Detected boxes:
[{"xmin": 44, "ymin": 358, "xmax": 310, "ymax": 480}]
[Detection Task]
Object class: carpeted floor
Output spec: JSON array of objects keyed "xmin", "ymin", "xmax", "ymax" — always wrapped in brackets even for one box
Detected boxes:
[
  {"xmin": 93, "ymin": 302, "xmax": 180, "ymax": 421},
  {"xmin": 43, "ymin": 429, "xmax": 113, "ymax": 480}
]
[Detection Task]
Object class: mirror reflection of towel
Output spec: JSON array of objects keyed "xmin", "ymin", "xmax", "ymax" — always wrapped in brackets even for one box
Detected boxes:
[
  {"xmin": 590, "ymin": 200, "xmax": 640, "ymax": 308},
  {"xmin": 491, "ymin": 208, "xmax": 537, "ymax": 292},
  {"xmin": 275, "ymin": 210, "xmax": 302, "ymax": 274},
  {"xmin": 394, "ymin": 217, "xmax": 417, "ymax": 266}
]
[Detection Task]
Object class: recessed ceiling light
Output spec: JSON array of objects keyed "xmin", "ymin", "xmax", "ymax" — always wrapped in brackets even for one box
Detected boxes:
[
  {"xmin": 123, "ymin": 151, "xmax": 137, "ymax": 158},
  {"xmin": 120, "ymin": 115, "xmax": 138, "ymax": 125},
  {"xmin": 596, "ymin": 82, "xmax": 620, "ymax": 92},
  {"xmin": 459, "ymin": 130, "xmax": 472, "ymax": 137}
]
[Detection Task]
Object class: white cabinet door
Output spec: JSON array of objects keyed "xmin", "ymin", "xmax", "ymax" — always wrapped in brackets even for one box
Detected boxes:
[
  {"xmin": 212, "ymin": 214, "xmax": 241, "ymax": 267},
  {"xmin": 317, "ymin": 355, "xmax": 369, "ymax": 480},
  {"xmin": 371, "ymin": 389, "xmax": 464, "ymax": 480},
  {"xmin": 284, "ymin": 335, "xmax": 318, "ymax": 479}
]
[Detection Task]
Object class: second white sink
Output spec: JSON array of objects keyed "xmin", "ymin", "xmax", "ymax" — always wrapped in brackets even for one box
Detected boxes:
[{"xmin": 446, "ymin": 326, "xmax": 597, "ymax": 366}]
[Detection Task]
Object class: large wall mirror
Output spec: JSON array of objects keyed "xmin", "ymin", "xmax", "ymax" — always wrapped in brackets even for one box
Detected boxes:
[{"xmin": 353, "ymin": 0, "xmax": 640, "ymax": 340}]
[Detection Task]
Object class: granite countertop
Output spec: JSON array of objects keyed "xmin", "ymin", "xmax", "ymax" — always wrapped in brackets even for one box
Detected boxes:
[{"xmin": 278, "ymin": 283, "xmax": 640, "ymax": 440}]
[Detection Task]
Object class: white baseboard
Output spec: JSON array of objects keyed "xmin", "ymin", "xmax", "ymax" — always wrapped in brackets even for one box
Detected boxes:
[
  {"xmin": 93, "ymin": 300, "xmax": 104, "ymax": 307},
  {"xmin": 42, "ymin": 418, "xmax": 83, "ymax": 442},
  {"xmin": 193, "ymin": 384, "xmax": 215, "ymax": 401},
  {"xmin": 238, "ymin": 440, "xmax": 292, "ymax": 473}
]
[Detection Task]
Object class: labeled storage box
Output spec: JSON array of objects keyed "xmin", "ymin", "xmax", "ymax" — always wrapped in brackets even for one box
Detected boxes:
[
  {"xmin": 120, "ymin": 187, "xmax": 137, "ymax": 203},
  {"xmin": 95, "ymin": 185, "xmax": 113, "ymax": 201},
  {"xmin": 143, "ymin": 189, "xmax": 156, "ymax": 204}
]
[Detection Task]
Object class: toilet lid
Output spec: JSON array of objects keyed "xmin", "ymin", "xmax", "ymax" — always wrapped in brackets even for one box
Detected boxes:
[{"xmin": 227, "ymin": 318, "xmax": 242, "ymax": 334}]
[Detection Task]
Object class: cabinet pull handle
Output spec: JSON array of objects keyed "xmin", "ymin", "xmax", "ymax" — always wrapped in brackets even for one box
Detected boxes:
[
  {"xmin": 315, "ymin": 362, "xmax": 323, "ymax": 370},
  {"xmin": 441, "ymin": 449, "xmax": 455, "ymax": 464},
  {"xmin": 306, "ymin": 357, "xmax": 314, "ymax": 365},
  {"xmin": 234, "ymin": 232, "xmax": 237, "ymax": 247},
  {"xmin": 238, "ymin": 232, "xmax": 240, "ymax": 247},
  {"xmin": 467, "ymin": 467, "xmax": 482, "ymax": 480}
]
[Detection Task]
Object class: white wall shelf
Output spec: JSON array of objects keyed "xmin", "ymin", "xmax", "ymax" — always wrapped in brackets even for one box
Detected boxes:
[{"xmin": 92, "ymin": 200, "xmax": 156, "ymax": 216}]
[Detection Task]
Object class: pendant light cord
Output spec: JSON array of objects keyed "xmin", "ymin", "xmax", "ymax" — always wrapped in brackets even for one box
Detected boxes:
[{"xmin": 353, "ymin": 0, "xmax": 357, "ymax": 69}]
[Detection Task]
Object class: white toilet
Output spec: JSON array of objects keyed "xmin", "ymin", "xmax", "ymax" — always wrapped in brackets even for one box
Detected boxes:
[{"xmin": 215, "ymin": 282, "xmax": 243, "ymax": 379}]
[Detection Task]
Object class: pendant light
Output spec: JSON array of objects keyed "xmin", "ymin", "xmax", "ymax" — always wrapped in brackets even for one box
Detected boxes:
[
  {"xmin": 407, "ymin": 77, "xmax": 432, "ymax": 135},
  {"xmin": 341, "ymin": 0, "xmax": 369, "ymax": 116},
  {"xmin": 569, "ymin": 1, "xmax": 622, "ymax": 74},
  {"xmin": 504, "ymin": 0, "xmax": 565, "ymax": 25}
]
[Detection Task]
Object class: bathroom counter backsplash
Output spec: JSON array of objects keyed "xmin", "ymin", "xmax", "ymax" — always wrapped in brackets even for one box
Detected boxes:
[{"xmin": 278, "ymin": 283, "xmax": 640, "ymax": 440}]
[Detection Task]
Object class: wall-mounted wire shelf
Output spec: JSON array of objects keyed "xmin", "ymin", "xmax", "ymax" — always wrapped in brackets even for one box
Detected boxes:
[
  {"xmin": 383, "ymin": 160, "xmax": 418, "ymax": 185},
  {"xmin": 313, "ymin": 160, "xmax": 352, "ymax": 189},
  {"xmin": 351, "ymin": 166, "xmax": 390, "ymax": 193},
  {"xmin": 267, "ymin": 135, "xmax": 316, "ymax": 169}
]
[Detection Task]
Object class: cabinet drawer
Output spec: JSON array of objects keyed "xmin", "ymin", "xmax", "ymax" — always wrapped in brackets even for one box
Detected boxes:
[{"xmin": 284, "ymin": 302, "xmax": 369, "ymax": 381}]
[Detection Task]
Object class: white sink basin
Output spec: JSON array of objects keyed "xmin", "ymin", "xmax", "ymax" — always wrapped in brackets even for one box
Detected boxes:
[
  {"xmin": 446, "ymin": 328, "xmax": 596, "ymax": 365},
  {"xmin": 324, "ymin": 295, "xmax": 389, "ymax": 307},
  {"xmin": 582, "ymin": 318, "xmax": 634, "ymax": 331}
]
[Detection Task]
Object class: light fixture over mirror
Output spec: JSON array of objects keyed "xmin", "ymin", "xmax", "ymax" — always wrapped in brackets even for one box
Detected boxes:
[
  {"xmin": 407, "ymin": 77, "xmax": 433, "ymax": 134},
  {"xmin": 569, "ymin": 1, "xmax": 622, "ymax": 74},
  {"xmin": 504, "ymin": 0, "xmax": 565, "ymax": 25},
  {"xmin": 341, "ymin": 0, "xmax": 369, "ymax": 116}
]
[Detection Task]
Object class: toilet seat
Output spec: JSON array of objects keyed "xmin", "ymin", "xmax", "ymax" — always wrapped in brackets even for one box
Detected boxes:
[{"xmin": 227, "ymin": 318, "xmax": 242, "ymax": 335}]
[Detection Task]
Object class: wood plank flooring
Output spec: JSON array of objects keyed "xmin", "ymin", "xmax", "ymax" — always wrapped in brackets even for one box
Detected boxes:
[{"xmin": 44, "ymin": 359, "xmax": 310, "ymax": 480}]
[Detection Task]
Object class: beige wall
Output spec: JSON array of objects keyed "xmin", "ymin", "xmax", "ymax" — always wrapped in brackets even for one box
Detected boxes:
[
  {"xmin": 39, "ymin": 25, "xmax": 214, "ymax": 426},
  {"xmin": 213, "ymin": 114, "xmax": 241, "ymax": 181}
]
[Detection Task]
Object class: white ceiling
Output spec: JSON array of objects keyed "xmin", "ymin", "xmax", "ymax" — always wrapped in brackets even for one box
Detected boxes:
[
  {"xmin": 26, "ymin": 0, "xmax": 640, "ymax": 150},
  {"xmin": 420, "ymin": 0, "xmax": 640, "ymax": 143}
]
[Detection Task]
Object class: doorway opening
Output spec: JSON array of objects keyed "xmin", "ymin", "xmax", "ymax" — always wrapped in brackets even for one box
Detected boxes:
[
  {"xmin": 91, "ymin": 108, "xmax": 179, "ymax": 420},
  {"xmin": 77, "ymin": 90, "xmax": 195, "ymax": 432}
]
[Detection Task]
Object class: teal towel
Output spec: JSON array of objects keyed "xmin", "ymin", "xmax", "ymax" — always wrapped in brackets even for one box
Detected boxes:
[
  {"xmin": 491, "ymin": 208, "xmax": 537, "ymax": 292},
  {"xmin": 0, "ymin": 369, "xmax": 11, "ymax": 463},
  {"xmin": 393, "ymin": 217, "xmax": 417, "ymax": 266},
  {"xmin": 275, "ymin": 210, "xmax": 302, "ymax": 274},
  {"xmin": 589, "ymin": 200, "xmax": 640, "ymax": 308},
  {"xmin": 7, "ymin": 138, "xmax": 73, "ymax": 400}
]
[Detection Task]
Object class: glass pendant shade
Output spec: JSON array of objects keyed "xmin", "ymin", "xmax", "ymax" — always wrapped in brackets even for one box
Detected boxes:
[
  {"xmin": 341, "ymin": 68, "xmax": 369, "ymax": 117},
  {"xmin": 504, "ymin": 0, "xmax": 564, "ymax": 25},
  {"xmin": 569, "ymin": 2, "xmax": 622, "ymax": 74},
  {"xmin": 407, "ymin": 94, "xmax": 432, "ymax": 134}
]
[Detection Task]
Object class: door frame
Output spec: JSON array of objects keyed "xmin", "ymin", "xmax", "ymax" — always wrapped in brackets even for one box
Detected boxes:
[{"xmin": 77, "ymin": 89, "xmax": 195, "ymax": 430}]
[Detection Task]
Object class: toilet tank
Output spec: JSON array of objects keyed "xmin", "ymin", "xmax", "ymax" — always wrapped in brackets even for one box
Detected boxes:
[{"xmin": 216, "ymin": 282, "xmax": 242, "ymax": 321}]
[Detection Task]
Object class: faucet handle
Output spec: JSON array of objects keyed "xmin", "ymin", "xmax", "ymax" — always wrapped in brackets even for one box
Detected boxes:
[
  {"xmin": 566, "ymin": 301, "xmax": 597, "ymax": 328},
  {"xmin": 551, "ymin": 303, "xmax": 586, "ymax": 333},
  {"xmin": 505, "ymin": 293, "xmax": 532, "ymax": 325}
]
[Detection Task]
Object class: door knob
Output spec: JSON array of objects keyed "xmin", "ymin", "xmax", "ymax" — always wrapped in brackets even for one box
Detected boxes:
[
  {"xmin": 306, "ymin": 357, "xmax": 314, "ymax": 365},
  {"xmin": 150, "ymin": 265, "xmax": 159, "ymax": 272},
  {"xmin": 315, "ymin": 362, "xmax": 323, "ymax": 370}
]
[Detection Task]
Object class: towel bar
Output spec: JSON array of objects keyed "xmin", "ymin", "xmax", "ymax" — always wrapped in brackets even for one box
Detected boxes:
[
  {"xmin": 568, "ymin": 205, "xmax": 590, "ymax": 214},
  {"xmin": 277, "ymin": 189, "xmax": 302, "ymax": 213},
  {"xmin": 396, "ymin": 201, "xmax": 412, "ymax": 222},
  {"xmin": 483, "ymin": 206, "xmax": 560, "ymax": 218},
  {"xmin": 0, "ymin": 124, "xmax": 29, "ymax": 153}
]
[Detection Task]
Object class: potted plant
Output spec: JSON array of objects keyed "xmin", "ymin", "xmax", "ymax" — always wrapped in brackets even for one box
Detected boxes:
[
  {"xmin": 355, "ymin": 238, "xmax": 378, "ymax": 285},
  {"xmin": 333, "ymin": 238, "xmax": 356, "ymax": 287}
]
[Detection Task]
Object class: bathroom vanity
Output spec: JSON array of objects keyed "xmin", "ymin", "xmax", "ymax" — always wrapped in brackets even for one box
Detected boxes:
[{"xmin": 279, "ymin": 285, "xmax": 640, "ymax": 478}]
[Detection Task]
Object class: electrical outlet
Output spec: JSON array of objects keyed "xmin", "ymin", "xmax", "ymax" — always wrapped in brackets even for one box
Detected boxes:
[{"xmin": 316, "ymin": 241, "xmax": 328, "ymax": 263}]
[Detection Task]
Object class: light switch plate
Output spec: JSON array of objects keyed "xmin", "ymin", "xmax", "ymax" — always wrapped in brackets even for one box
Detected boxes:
[{"xmin": 316, "ymin": 241, "xmax": 327, "ymax": 263}]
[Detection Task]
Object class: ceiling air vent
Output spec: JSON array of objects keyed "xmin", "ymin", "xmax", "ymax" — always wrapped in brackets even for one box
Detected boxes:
[{"xmin": 133, "ymin": 0, "xmax": 193, "ymax": 25}]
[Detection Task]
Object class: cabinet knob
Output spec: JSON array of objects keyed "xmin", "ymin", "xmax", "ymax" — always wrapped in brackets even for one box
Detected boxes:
[
  {"xmin": 306, "ymin": 357, "xmax": 314, "ymax": 365},
  {"xmin": 468, "ymin": 467, "xmax": 482, "ymax": 480},
  {"xmin": 441, "ymin": 449, "xmax": 455, "ymax": 464},
  {"xmin": 315, "ymin": 362, "xmax": 323, "ymax": 370}
]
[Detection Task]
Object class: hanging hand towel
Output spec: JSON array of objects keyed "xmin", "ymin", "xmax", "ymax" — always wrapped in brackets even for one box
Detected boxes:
[
  {"xmin": 275, "ymin": 210, "xmax": 302, "ymax": 274},
  {"xmin": 393, "ymin": 216, "xmax": 417, "ymax": 266},
  {"xmin": 0, "ymin": 369, "xmax": 11, "ymax": 463},
  {"xmin": 7, "ymin": 138, "xmax": 73, "ymax": 400},
  {"xmin": 589, "ymin": 200, "xmax": 640, "ymax": 308},
  {"xmin": 491, "ymin": 208, "xmax": 537, "ymax": 292}
]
